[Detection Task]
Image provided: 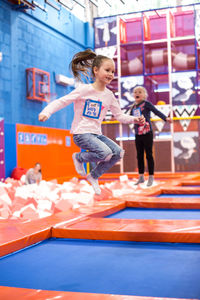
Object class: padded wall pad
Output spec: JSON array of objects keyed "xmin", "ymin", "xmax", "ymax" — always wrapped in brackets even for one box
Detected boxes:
[
  {"xmin": 52, "ymin": 218, "xmax": 200, "ymax": 243},
  {"xmin": 0, "ymin": 286, "xmax": 195, "ymax": 300}
]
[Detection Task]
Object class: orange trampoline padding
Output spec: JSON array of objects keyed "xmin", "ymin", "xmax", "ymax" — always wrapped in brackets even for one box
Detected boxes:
[
  {"xmin": 0, "ymin": 220, "xmax": 51, "ymax": 257},
  {"xmin": 99, "ymin": 172, "xmax": 196, "ymax": 180},
  {"xmin": 52, "ymin": 218, "xmax": 200, "ymax": 243},
  {"xmin": 181, "ymin": 181, "xmax": 200, "ymax": 186},
  {"xmin": 0, "ymin": 286, "xmax": 195, "ymax": 300},
  {"xmin": 160, "ymin": 187, "xmax": 200, "ymax": 194},
  {"xmin": 0, "ymin": 201, "xmax": 125, "ymax": 257},
  {"xmin": 125, "ymin": 180, "xmax": 183, "ymax": 197},
  {"xmin": 124, "ymin": 196, "xmax": 200, "ymax": 209},
  {"xmin": 86, "ymin": 201, "xmax": 126, "ymax": 218},
  {"xmin": 0, "ymin": 210, "xmax": 87, "ymax": 257},
  {"xmin": 1, "ymin": 174, "xmax": 200, "ymax": 257}
]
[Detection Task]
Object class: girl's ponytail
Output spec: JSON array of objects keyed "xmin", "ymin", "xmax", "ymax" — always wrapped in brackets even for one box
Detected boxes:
[{"xmin": 70, "ymin": 49, "xmax": 97, "ymax": 81}]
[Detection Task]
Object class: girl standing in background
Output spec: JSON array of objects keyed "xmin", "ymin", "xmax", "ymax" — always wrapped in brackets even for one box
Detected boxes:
[{"xmin": 129, "ymin": 86, "xmax": 171, "ymax": 187}]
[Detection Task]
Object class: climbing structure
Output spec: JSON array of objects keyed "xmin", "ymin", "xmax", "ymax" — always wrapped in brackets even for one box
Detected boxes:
[{"xmin": 94, "ymin": 4, "xmax": 200, "ymax": 174}]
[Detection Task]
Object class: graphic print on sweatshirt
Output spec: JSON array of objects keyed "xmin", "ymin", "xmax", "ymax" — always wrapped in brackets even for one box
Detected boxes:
[
  {"xmin": 83, "ymin": 99, "xmax": 102, "ymax": 119},
  {"xmin": 132, "ymin": 102, "xmax": 150, "ymax": 135},
  {"xmin": 132, "ymin": 107, "xmax": 141, "ymax": 118}
]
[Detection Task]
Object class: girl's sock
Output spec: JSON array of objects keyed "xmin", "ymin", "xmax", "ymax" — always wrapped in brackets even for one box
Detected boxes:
[
  {"xmin": 135, "ymin": 174, "xmax": 145, "ymax": 185},
  {"xmin": 147, "ymin": 175, "xmax": 154, "ymax": 187},
  {"xmin": 87, "ymin": 173, "xmax": 101, "ymax": 195}
]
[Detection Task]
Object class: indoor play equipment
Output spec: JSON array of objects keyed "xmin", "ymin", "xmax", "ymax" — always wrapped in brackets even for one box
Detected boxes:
[
  {"xmin": 121, "ymin": 49, "xmax": 197, "ymax": 76},
  {"xmin": 1, "ymin": 2, "xmax": 200, "ymax": 299},
  {"xmin": 94, "ymin": 5, "xmax": 200, "ymax": 174}
]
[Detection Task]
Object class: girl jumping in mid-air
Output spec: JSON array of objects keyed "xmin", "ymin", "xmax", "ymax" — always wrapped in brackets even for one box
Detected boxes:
[
  {"xmin": 39, "ymin": 49, "xmax": 144, "ymax": 194},
  {"xmin": 128, "ymin": 86, "xmax": 171, "ymax": 187}
]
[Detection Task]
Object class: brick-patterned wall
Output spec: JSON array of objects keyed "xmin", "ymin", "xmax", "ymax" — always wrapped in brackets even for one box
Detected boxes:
[
  {"xmin": 0, "ymin": 0, "xmax": 94, "ymax": 129},
  {"xmin": 0, "ymin": 3, "xmax": 11, "ymax": 122}
]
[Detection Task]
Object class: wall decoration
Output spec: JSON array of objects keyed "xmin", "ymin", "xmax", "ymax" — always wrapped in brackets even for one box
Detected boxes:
[
  {"xmin": 174, "ymin": 131, "xmax": 199, "ymax": 171},
  {"xmin": 95, "ymin": 45, "xmax": 117, "ymax": 58},
  {"xmin": 173, "ymin": 105, "xmax": 198, "ymax": 131},
  {"xmin": 94, "ymin": 16, "xmax": 117, "ymax": 48},
  {"xmin": 172, "ymin": 72, "xmax": 196, "ymax": 105}
]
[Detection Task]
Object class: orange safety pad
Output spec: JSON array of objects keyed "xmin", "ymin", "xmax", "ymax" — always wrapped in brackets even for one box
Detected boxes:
[
  {"xmin": 144, "ymin": 182, "xmax": 200, "ymax": 197},
  {"xmin": 77, "ymin": 200, "xmax": 126, "ymax": 218},
  {"xmin": 181, "ymin": 181, "xmax": 200, "ymax": 186},
  {"xmin": 0, "ymin": 174, "xmax": 200, "ymax": 300},
  {"xmin": 0, "ymin": 220, "xmax": 51, "ymax": 257},
  {"xmin": 0, "ymin": 210, "xmax": 87, "ymax": 257},
  {"xmin": 129, "ymin": 180, "xmax": 182, "ymax": 197},
  {"xmin": 99, "ymin": 172, "xmax": 198, "ymax": 180},
  {"xmin": 99, "ymin": 176, "xmax": 187, "ymax": 185},
  {"xmin": 160, "ymin": 187, "xmax": 200, "ymax": 194},
  {"xmin": 124, "ymin": 196, "xmax": 200, "ymax": 209},
  {"xmin": 52, "ymin": 218, "xmax": 200, "ymax": 243},
  {"xmin": 0, "ymin": 201, "xmax": 125, "ymax": 257},
  {"xmin": 0, "ymin": 286, "xmax": 194, "ymax": 300},
  {"xmin": 0, "ymin": 173, "xmax": 200, "ymax": 256}
]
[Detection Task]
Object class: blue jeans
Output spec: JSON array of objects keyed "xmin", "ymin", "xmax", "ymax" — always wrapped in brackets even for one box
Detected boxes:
[{"xmin": 73, "ymin": 133, "xmax": 124, "ymax": 179}]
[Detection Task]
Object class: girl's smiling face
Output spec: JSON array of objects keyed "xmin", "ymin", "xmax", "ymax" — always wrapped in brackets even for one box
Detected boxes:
[
  {"xmin": 93, "ymin": 59, "xmax": 115, "ymax": 85},
  {"xmin": 133, "ymin": 87, "xmax": 146, "ymax": 104}
]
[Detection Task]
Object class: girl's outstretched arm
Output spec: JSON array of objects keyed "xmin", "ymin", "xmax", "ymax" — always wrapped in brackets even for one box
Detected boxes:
[
  {"xmin": 38, "ymin": 85, "xmax": 83, "ymax": 121},
  {"xmin": 147, "ymin": 101, "xmax": 168, "ymax": 121}
]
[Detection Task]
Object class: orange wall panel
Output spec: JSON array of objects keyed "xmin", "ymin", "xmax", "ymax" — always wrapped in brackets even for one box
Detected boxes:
[{"xmin": 16, "ymin": 124, "xmax": 79, "ymax": 181}]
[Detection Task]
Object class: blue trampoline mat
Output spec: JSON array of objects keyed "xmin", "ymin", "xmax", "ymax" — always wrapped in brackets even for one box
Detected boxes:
[
  {"xmin": 158, "ymin": 194, "xmax": 200, "ymax": 198},
  {"xmin": 0, "ymin": 238, "xmax": 200, "ymax": 298},
  {"xmin": 106, "ymin": 207, "xmax": 200, "ymax": 220}
]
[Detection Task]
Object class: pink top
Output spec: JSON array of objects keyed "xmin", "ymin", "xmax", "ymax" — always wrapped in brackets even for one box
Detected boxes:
[{"xmin": 40, "ymin": 84, "xmax": 136, "ymax": 135}]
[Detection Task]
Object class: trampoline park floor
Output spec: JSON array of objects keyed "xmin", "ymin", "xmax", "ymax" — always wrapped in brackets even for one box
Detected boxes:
[{"xmin": 0, "ymin": 172, "xmax": 200, "ymax": 300}]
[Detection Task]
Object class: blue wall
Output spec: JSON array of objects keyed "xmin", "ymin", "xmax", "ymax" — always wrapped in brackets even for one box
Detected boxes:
[
  {"xmin": 0, "ymin": 2, "xmax": 11, "ymax": 121},
  {"xmin": 0, "ymin": 0, "xmax": 94, "ymax": 130}
]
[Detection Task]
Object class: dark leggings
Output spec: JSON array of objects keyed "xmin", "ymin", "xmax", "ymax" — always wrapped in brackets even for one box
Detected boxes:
[{"xmin": 135, "ymin": 132, "xmax": 154, "ymax": 175}]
